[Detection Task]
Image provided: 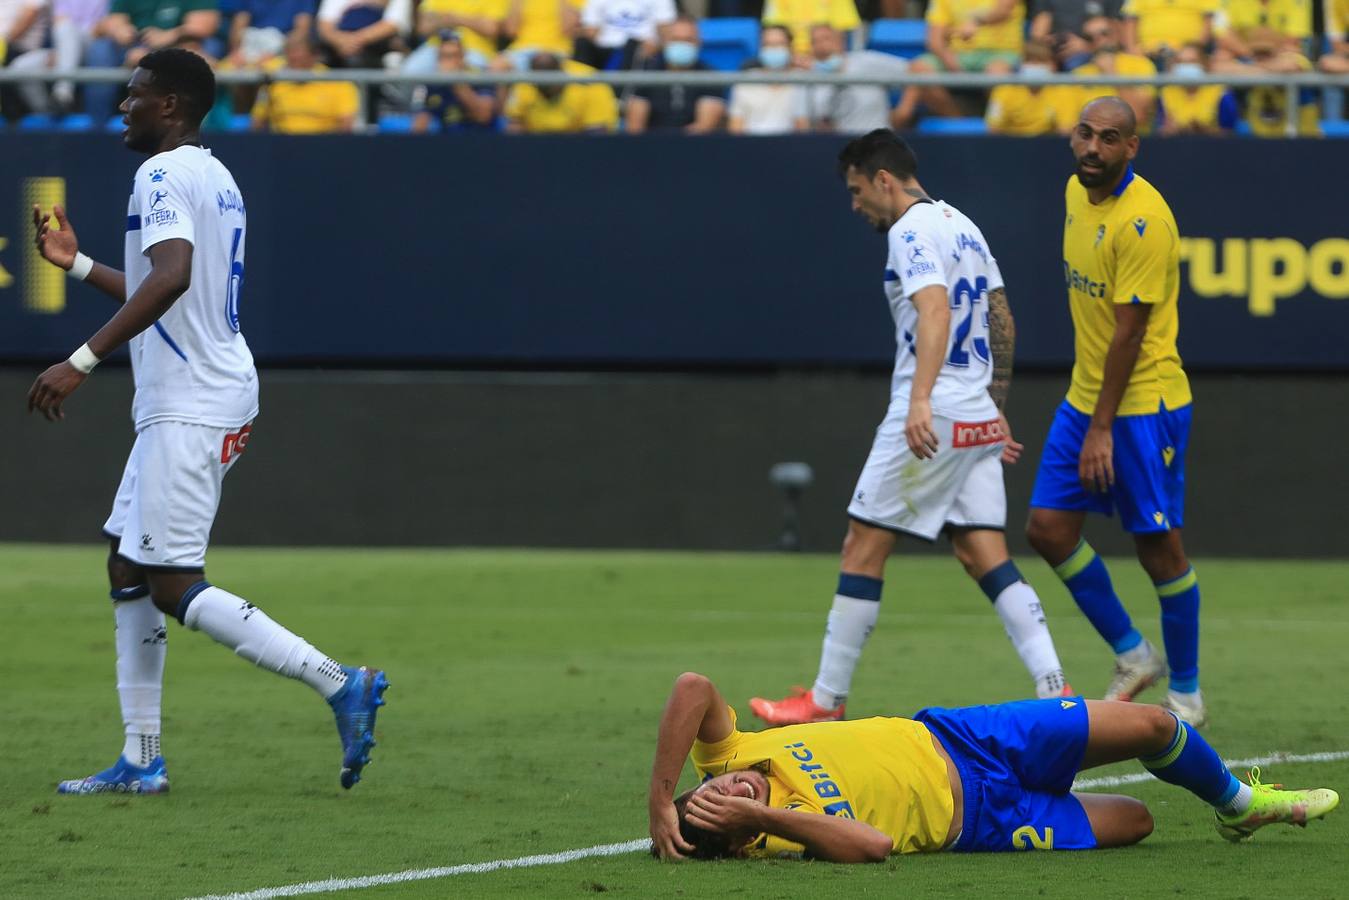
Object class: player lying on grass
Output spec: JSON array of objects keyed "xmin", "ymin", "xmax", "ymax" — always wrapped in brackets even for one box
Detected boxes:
[{"xmin": 649, "ymin": 673, "xmax": 1338, "ymax": 860}]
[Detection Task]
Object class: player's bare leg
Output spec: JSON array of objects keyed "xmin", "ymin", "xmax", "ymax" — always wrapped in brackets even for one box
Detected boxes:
[
  {"xmin": 1134, "ymin": 529, "xmax": 1205, "ymax": 725},
  {"xmin": 950, "ymin": 527, "xmax": 1070, "ymax": 698},
  {"xmin": 1072, "ymin": 792, "xmax": 1154, "ymax": 848},
  {"xmin": 1074, "ymin": 700, "xmax": 1337, "ymax": 841},
  {"xmin": 750, "ymin": 520, "xmax": 895, "ymax": 725},
  {"xmin": 1028, "ymin": 507, "xmax": 1166, "ymax": 703},
  {"xmin": 57, "ymin": 542, "xmax": 169, "ymax": 795},
  {"xmin": 143, "ymin": 571, "xmax": 389, "ymax": 789}
]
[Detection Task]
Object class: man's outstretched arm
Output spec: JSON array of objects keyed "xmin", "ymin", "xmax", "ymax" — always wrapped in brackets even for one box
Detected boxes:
[
  {"xmin": 648, "ymin": 672, "xmax": 734, "ymax": 859},
  {"xmin": 33, "ymin": 205, "xmax": 127, "ymax": 303}
]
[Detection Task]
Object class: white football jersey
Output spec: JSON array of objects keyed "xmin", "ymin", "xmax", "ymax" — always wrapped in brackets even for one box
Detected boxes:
[
  {"xmin": 883, "ymin": 200, "xmax": 1003, "ymax": 421},
  {"xmin": 124, "ymin": 145, "xmax": 258, "ymax": 431}
]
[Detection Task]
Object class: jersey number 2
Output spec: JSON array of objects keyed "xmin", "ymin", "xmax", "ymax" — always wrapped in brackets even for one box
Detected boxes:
[
  {"xmin": 225, "ymin": 226, "xmax": 244, "ymax": 333},
  {"xmin": 1011, "ymin": 825, "xmax": 1055, "ymax": 850},
  {"xmin": 948, "ymin": 276, "xmax": 990, "ymax": 368}
]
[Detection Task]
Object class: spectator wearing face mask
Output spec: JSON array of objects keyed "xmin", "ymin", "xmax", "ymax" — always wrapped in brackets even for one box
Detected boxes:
[
  {"xmin": 1158, "ymin": 42, "xmax": 1234, "ymax": 134},
  {"xmin": 728, "ymin": 24, "xmax": 806, "ymax": 135},
  {"xmin": 793, "ymin": 22, "xmax": 907, "ymax": 133},
  {"xmin": 985, "ymin": 39, "xmax": 1080, "ymax": 134},
  {"xmin": 626, "ymin": 14, "xmax": 725, "ymax": 133}
]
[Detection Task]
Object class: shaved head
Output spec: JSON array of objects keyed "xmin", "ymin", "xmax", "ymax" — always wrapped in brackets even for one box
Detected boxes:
[{"xmin": 1081, "ymin": 96, "xmax": 1136, "ymax": 139}]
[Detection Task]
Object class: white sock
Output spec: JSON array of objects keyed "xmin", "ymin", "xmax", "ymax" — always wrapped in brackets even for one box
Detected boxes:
[
  {"xmin": 114, "ymin": 596, "xmax": 165, "ymax": 766},
  {"xmin": 992, "ymin": 580, "xmax": 1065, "ymax": 692},
  {"xmin": 1220, "ymin": 781, "xmax": 1254, "ymax": 816},
  {"xmin": 182, "ymin": 585, "xmax": 349, "ymax": 699},
  {"xmin": 811, "ymin": 595, "xmax": 880, "ymax": 710}
]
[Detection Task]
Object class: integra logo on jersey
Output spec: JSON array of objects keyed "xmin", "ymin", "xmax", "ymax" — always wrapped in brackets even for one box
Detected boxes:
[
  {"xmin": 956, "ymin": 233, "xmax": 988, "ymax": 262},
  {"xmin": 953, "ymin": 419, "xmax": 1003, "ymax": 448},
  {"xmin": 217, "ymin": 190, "xmax": 245, "ymax": 216},
  {"xmin": 144, "ymin": 208, "xmax": 179, "ymax": 227},
  {"xmin": 1063, "ymin": 262, "xmax": 1107, "ymax": 298},
  {"xmin": 149, "ymin": 190, "xmax": 169, "ymax": 209}
]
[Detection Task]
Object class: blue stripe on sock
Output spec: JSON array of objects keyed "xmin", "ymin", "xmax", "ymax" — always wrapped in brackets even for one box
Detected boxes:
[
  {"xmin": 837, "ymin": 573, "xmax": 883, "ymax": 602},
  {"xmin": 175, "ymin": 580, "xmax": 212, "ymax": 626},
  {"xmin": 976, "ymin": 560, "xmax": 1023, "ymax": 603},
  {"xmin": 110, "ymin": 585, "xmax": 150, "ymax": 602},
  {"xmin": 1157, "ymin": 569, "xmax": 1201, "ymax": 691},
  {"xmin": 1217, "ymin": 775, "xmax": 1242, "ymax": 807},
  {"xmin": 1112, "ymin": 629, "xmax": 1144, "ymax": 654}
]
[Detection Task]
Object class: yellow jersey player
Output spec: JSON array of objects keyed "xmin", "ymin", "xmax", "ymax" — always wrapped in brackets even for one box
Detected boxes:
[
  {"xmin": 648, "ymin": 673, "xmax": 1338, "ymax": 860},
  {"xmin": 1025, "ymin": 97, "xmax": 1205, "ymax": 727}
]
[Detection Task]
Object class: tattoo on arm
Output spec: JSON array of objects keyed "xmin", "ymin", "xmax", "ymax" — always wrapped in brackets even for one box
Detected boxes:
[
  {"xmin": 986, "ymin": 287, "xmax": 1015, "ymax": 410},
  {"xmin": 902, "ymin": 187, "xmax": 930, "ymax": 201}
]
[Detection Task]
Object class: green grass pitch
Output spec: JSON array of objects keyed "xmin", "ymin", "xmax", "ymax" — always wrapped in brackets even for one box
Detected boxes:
[{"xmin": 2, "ymin": 545, "xmax": 1346, "ymax": 899}]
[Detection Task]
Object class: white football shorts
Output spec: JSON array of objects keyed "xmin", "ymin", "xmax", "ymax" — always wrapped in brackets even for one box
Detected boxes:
[
  {"xmin": 846, "ymin": 413, "xmax": 1007, "ymax": 541},
  {"xmin": 103, "ymin": 420, "xmax": 252, "ymax": 569}
]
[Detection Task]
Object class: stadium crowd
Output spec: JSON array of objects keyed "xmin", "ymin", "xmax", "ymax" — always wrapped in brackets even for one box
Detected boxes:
[{"xmin": 0, "ymin": 0, "xmax": 1344, "ymax": 134}]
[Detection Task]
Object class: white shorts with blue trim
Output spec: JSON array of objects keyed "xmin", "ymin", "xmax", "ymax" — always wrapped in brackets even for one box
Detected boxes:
[
  {"xmin": 846, "ymin": 413, "xmax": 1007, "ymax": 542},
  {"xmin": 103, "ymin": 421, "xmax": 252, "ymax": 570}
]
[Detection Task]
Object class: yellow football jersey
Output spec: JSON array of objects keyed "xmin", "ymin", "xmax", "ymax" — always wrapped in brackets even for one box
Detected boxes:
[
  {"xmin": 691, "ymin": 707, "xmax": 954, "ymax": 857},
  {"xmin": 1061, "ymin": 168, "xmax": 1191, "ymax": 416},
  {"xmin": 762, "ymin": 0, "xmax": 862, "ymax": 52},
  {"xmin": 985, "ymin": 84, "xmax": 1080, "ymax": 135},
  {"xmin": 926, "ymin": 0, "xmax": 1025, "ymax": 52},
  {"xmin": 1122, "ymin": 0, "xmax": 1220, "ymax": 52}
]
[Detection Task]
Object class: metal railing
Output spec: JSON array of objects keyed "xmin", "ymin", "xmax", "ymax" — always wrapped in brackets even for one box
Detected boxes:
[{"xmin": 2, "ymin": 66, "xmax": 1345, "ymax": 136}]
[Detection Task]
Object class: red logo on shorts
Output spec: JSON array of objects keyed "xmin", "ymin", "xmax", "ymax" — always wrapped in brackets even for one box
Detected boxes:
[
  {"xmin": 952, "ymin": 419, "xmax": 1003, "ymax": 448},
  {"xmin": 221, "ymin": 424, "xmax": 252, "ymax": 463}
]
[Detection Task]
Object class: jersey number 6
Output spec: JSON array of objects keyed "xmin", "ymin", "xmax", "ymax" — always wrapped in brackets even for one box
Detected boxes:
[{"xmin": 225, "ymin": 226, "xmax": 244, "ymax": 334}]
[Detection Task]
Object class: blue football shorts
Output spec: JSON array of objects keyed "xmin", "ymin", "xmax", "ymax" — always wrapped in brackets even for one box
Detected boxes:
[
  {"xmin": 1029, "ymin": 399, "xmax": 1191, "ymax": 533},
  {"xmin": 914, "ymin": 697, "xmax": 1096, "ymax": 852}
]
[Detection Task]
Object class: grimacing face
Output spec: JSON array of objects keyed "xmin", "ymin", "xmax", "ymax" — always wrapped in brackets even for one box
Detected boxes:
[
  {"xmin": 1069, "ymin": 108, "xmax": 1136, "ymax": 189},
  {"xmin": 695, "ymin": 770, "xmax": 771, "ymax": 806},
  {"xmin": 844, "ymin": 166, "xmax": 895, "ymax": 233}
]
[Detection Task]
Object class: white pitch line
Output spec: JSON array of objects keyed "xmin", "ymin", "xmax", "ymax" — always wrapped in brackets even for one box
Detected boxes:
[
  {"xmin": 188, "ymin": 749, "xmax": 1349, "ymax": 900},
  {"xmin": 185, "ymin": 839, "xmax": 650, "ymax": 900},
  {"xmin": 1074, "ymin": 748, "xmax": 1349, "ymax": 790}
]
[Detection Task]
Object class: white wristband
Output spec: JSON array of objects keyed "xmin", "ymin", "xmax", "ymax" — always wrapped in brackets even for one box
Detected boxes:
[
  {"xmin": 68, "ymin": 252, "xmax": 94, "ymax": 281},
  {"xmin": 68, "ymin": 343, "xmax": 101, "ymax": 375}
]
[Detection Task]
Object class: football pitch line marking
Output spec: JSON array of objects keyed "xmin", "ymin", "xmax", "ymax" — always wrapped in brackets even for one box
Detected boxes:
[
  {"xmin": 1074, "ymin": 749, "xmax": 1349, "ymax": 790},
  {"xmin": 188, "ymin": 749, "xmax": 1349, "ymax": 900},
  {"xmin": 186, "ymin": 839, "xmax": 652, "ymax": 900}
]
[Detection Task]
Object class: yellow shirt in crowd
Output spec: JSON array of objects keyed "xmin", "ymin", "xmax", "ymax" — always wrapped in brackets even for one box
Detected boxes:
[
  {"xmin": 1062, "ymin": 168, "xmax": 1191, "ymax": 417},
  {"xmin": 985, "ymin": 84, "xmax": 1080, "ymax": 134},
  {"xmin": 1328, "ymin": 0, "xmax": 1349, "ymax": 40},
  {"xmin": 692, "ymin": 708, "xmax": 955, "ymax": 857},
  {"xmin": 505, "ymin": 59, "xmax": 617, "ymax": 131},
  {"xmin": 762, "ymin": 0, "xmax": 862, "ymax": 52},
  {"xmin": 1122, "ymin": 0, "xmax": 1219, "ymax": 52},
  {"xmin": 250, "ymin": 64, "xmax": 359, "ymax": 134},
  {"xmin": 926, "ymin": 0, "xmax": 1025, "ymax": 52},
  {"xmin": 1219, "ymin": 0, "xmax": 1311, "ymax": 39},
  {"xmin": 1160, "ymin": 84, "xmax": 1226, "ymax": 129},
  {"xmin": 1245, "ymin": 52, "xmax": 1320, "ymax": 136},
  {"xmin": 508, "ymin": 0, "xmax": 586, "ymax": 55},
  {"xmin": 419, "ymin": 0, "xmax": 511, "ymax": 60}
]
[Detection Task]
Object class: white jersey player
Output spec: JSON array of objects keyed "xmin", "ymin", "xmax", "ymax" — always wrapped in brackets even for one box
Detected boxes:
[
  {"xmin": 28, "ymin": 49, "xmax": 386, "ymax": 794},
  {"xmin": 751, "ymin": 130, "xmax": 1072, "ymax": 727}
]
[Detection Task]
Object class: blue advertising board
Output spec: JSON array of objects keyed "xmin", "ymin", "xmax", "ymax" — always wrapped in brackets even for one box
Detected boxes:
[{"xmin": 1, "ymin": 134, "xmax": 1345, "ymax": 368}]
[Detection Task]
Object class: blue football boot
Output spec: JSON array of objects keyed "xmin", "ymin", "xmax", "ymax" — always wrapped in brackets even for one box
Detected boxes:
[
  {"xmin": 57, "ymin": 755, "xmax": 169, "ymax": 795},
  {"xmin": 328, "ymin": 665, "xmax": 388, "ymax": 789}
]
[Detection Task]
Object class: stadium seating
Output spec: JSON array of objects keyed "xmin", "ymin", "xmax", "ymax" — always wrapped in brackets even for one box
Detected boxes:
[
  {"xmin": 699, "ymin": 18, "xmax": 760, "ymax": 72},
  {"xmin": 867, "ymin": 19, "xmax": 928, "ymax": 60},
  {"xmin": 377, "ymin": 113, "xmax": 415, "ymax": 133}
]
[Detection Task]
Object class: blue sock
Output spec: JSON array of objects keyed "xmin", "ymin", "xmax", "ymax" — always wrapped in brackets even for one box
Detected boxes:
[
  {"xmin": 1142, "ymin": 711, "xmax": 1240, "ymax": 807},
  {"xmin": 1156, "ymin": 567, "xmax": 1200, "ymax": 693},
  {"xmin": 1053, "ymin": 540, "xmax": 1142, "ymax": 654}
]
